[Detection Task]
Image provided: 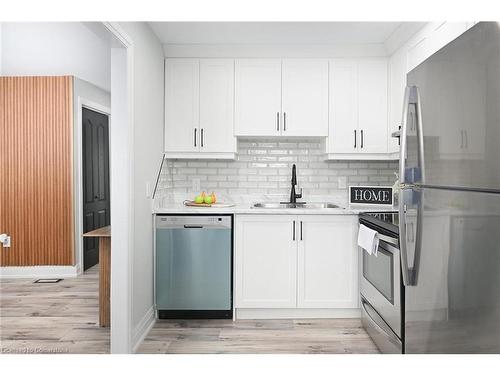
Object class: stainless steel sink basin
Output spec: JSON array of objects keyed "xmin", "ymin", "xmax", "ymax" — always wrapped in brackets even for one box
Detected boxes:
[{"xmin": 252, "ymin": 202, "xmax": 341, "ymax": 209}]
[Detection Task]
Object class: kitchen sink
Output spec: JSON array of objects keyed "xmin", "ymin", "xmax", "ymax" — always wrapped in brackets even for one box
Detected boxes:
[{"xmin": 252, "ymin": 202, "xmax": 341, "ymax": 209}]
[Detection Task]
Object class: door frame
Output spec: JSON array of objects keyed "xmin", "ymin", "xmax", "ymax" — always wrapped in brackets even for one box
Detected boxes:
[{"xmin": 76, "ymin": 98, "xmax": 111, "ymax": 274}]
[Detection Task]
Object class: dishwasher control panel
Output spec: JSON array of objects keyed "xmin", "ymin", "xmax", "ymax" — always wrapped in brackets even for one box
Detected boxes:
[{"xmin": 156, "ymin": 215, "xmax": 232, "ymax": 229}]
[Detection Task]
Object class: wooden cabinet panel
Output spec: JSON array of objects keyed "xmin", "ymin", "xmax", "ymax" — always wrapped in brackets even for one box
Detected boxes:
[{"xmin": 0, "ymin": 76, "xmax": 74, "ymax": 266}]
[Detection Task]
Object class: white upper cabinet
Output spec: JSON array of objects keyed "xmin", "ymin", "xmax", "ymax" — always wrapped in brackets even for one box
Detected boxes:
[
  {"xmin": 327, "ymin": 58, "xmax": 389, "ymax": 159},
  {"xmin": 407, "ymin": 22, "xmax": 468, "ymax": 72},
  {"xmin": 165, "ymin": 59, "xmax": 199, "ymax": 153},
  {"xmin": 281, "ymin": 59, "xmax": 329, "ymax": 137},
  {"xmin": 388, "ymin": 48, "xmax": 407, "ymax": 154},
  {"xmin": 358, "ymin": 59, "xmax": 388, "ymax": 154},
  {"xmin": 234, "ymin": 59, "xmax": 282, "ymax": 137},
  {"xmin": 329, "ymin": 60, "xmax": 358, "ymax": 153},
  {"xmin": 199, "ymin": 59, "xmax": 236, "ymax": 154},
  {"xmin": 235, "ymin": 59, "xmax": 329, "ymax": 137},
  {"xmin": 164, "ymin": 58, "xmax": 236, "ymax": 158}
]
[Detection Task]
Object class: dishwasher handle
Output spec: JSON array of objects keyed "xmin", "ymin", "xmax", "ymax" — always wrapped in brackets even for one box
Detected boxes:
[{"xmin": 183, "ymin": 225, "xmax": 204, "ymax": 229}]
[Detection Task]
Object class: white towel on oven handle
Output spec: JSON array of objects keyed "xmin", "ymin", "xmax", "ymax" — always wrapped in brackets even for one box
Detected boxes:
[{"xmin": 358, "ymin": 224, "xmax": 379, "ymax": 256}]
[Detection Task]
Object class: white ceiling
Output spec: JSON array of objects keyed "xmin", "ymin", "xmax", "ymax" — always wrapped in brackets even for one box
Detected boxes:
[{"xmin": 148, "ymin": 22, "xmax": 421, "ymax": 45}]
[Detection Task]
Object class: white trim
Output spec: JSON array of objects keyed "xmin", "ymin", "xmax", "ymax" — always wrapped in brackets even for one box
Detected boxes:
[
  {"xmin": 235, "ymin": 308, "xmax": 360, "ymax": 320},
  {"xmin": 75, "ymin": 97, "xmax": 111, "ymax": 274},
  {"xmin": 164, "ymin": 152, "xmax": 236, "ymax": 160},
  {"xmin": 325, "ymin": 153, "xmax": 399, "ymax": 160},
  {"xmin": 132, "ymin": 306, "xmax": 156, "ymax": 353},
  {"xmin": 0, "ymin": 266, "xmax": 79, "ymax": 279},
  {"xmin": 103, "ymin": 21, "xmax": 135, "ymax": 354}
]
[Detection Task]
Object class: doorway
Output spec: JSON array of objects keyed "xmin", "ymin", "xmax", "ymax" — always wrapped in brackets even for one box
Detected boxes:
[{"xmin": 82, "ymin": 107, "xmax": 110, "ymax": 271}]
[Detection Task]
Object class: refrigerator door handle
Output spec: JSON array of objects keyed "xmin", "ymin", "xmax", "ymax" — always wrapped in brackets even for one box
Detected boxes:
[
  {"xmin": 414, "ymin": 86, "xmax": 426, "ymax": 184},
  {"xmin": 399, "ymin": 87, "xmax": 411, "ymax": 185},
  {"xmin": 399, "ymin": 201, "xmax": 412, "ymax": 286}
]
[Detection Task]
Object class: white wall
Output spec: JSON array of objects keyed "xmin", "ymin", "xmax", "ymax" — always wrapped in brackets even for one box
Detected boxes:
[
  {"xmin": 1, "ymin": 22, "xmax": 110, "ymax": 91},
  {"xmin": 117, "ymin": 22, "xmax": 165, "ymax": 351}
]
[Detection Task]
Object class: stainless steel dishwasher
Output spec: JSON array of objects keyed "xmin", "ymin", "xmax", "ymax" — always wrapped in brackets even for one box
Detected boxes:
[{"xmin": 155, "ymin": 214, "xmax": 233, "ymax": 319}]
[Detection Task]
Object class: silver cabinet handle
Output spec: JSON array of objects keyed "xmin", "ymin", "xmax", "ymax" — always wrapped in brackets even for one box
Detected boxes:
[
  {"xmin": 354, "ymin": 130, "xmax": 357, "ymax": 148},
  {"xmin": 276, "ymin": 112, "xmax": 280, "ymax": 131},
  {"xmin": 283, "ymin": 112, "xmax": 286, "ymax": 131},
  {"xmin": 465, "ymin": 130, "xmax": 468, "ymax": 149},
  {"xmin": 201, "ymin": 128, "xmax": 204, "ymax": 148},
  {"xmin": 300, "ymin": 221, "xmax": 303, "ymax": 241},
  {"xmin": 361, "ymin": 130, "xmax": 364, "ymax": 149},
  {"xmin": 460, "ymin": 130, "xmax": 464, "ymax": 149},
  {"xmin": 194, "ymin": 128, "xmax": 197, "ymax": 147},
  {"xmin": 292, "ymin": 220, "xmax": 296, "ymax": 241}
]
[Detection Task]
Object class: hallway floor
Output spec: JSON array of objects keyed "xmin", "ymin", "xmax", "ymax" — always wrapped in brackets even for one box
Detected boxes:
[
  {"xmin": 137, "ymin": 318, "xmax": 379, "ymax": 354},
  {"xmin": 0, "ymin": 266, "xmax": 109, "ymax": 354}
]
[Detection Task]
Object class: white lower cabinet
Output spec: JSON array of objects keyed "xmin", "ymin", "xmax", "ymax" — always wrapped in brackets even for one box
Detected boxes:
[
  {"xmin": 297, "ymin": 215, "xmax": 359, "ymax": 308},
  {"xmin": 235, "ymin": 214, "xmax": 359, "ymax": 311},
  {"xmin": 235, "ymin": 215, "xmax": 297, "ymax": 308}
]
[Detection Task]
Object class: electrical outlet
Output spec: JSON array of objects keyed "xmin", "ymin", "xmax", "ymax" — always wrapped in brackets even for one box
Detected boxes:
[
  {"xmin": 0, "ymin": 234, "xmax": 11, "ymax": 248},
  {"xmin": 192, "ymin": 178, "xmax": 201, "ymax": 192},
  {"xmin": 338, "ymin": 176, "xmax": 347, "ymax": 189},
  {"xmin": 145, "ymin": 181, "xmax": 151, "ymax": 198}
]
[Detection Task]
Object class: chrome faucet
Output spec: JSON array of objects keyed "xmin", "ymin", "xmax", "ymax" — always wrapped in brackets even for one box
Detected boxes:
[{"xmin": 289, "ymin": 164, "xmax": 303, "ymax": 204}]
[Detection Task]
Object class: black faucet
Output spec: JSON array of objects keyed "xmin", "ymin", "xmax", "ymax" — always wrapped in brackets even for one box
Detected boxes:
[{"xmin": 289, "ymin": 164, "xmax": 303, "ymax": 204}]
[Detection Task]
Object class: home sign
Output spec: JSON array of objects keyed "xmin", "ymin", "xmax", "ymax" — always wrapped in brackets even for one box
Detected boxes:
[{"xmin": 349, "ymin": 186, "xmax": 393, "ymax": 206}]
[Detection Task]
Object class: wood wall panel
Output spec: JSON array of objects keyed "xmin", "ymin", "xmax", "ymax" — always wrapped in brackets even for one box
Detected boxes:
[{"xmin": 0, "ymin": 76, "xmax": 74, "ymax": 266}]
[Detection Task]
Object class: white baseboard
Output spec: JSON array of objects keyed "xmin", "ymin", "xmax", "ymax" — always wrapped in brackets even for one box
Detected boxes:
[
  {"xmin": 235, "ymin": 308, "xmax": 360, "ymax": 320},
  {"xmin": 132, "ymin": 306, "xmax": 156, "ymax": 353},
  {"xmin": 0, "ymin": 265, "xmax": 79, "ymax": 279}
]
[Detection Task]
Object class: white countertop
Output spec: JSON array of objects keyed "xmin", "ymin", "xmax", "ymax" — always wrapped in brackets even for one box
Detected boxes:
[{"xmin": 153, "ymin": 202, "xmax": 397, "ymax": 215}]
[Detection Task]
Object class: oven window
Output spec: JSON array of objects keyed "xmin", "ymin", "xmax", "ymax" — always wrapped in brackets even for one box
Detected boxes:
[{"xmin": 363, "ymin": 247, "xmax": 394, "ymax": 304}]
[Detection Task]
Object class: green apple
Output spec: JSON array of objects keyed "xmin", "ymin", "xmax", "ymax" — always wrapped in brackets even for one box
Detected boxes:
[
  {"xmin": 194, "ymin": 195, "xmax": 204, "ymax": 204},
  {"xmin": 204, "ymin": 196, "xmax": 213, "ymax": 205}
]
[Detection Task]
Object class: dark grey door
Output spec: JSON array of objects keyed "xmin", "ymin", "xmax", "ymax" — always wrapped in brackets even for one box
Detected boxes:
[{"xmin": 82, "ymin": 107, "xmax": 110, "ymax": 271}]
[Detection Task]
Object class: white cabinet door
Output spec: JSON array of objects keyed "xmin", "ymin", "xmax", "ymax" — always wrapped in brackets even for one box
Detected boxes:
[
  {"xmin": 165, "ymin": 59, "xmax": 199, "ymax": 152},
  {"xmin": 234, "ymin": 59, "xmax": 282, "ymax": 136},
  {"xmin": 235, "ymin": 215, "xmax": 297, "ymax": 308},
  {"xmin": 281, "ymin": 59, "xmax": 329, "ymax": 137},
  {"xmin": 358, "ymin": 59, "xmax": 388, "ymax": 154},
  {"xmin": 328, "ymin": 59, "xmax": 359, "ymax": 153},
  {"xmin": 297, "ymin": 215, "xmax": 358, "ymax": 308},
  {"xmin": 388, "ymin": 49, "xmax": 407, "ymax": 154},
  {"xmin": 199, "ymin": 59, "xmax": 236, "ymax": 154}
]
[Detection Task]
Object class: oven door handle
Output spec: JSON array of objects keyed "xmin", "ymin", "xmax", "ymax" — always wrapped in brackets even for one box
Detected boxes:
[
  {"xmin": 361, "ymin": 297, "xmax": 402, "ymax": 348},
  {"xmin": 377, "ymin": 233, "xmax": 399, "ymax": 247}
]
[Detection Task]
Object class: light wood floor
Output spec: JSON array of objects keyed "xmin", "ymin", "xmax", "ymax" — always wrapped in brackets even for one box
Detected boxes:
[
  {"xmin": 137, "ymin": 318, "xmax": 379, "ymax": 354},
  {"xmin": 1, "ymin": 269, "xmax": 378, "ymax": 354},
  {"xmin": 0, "ymin": 266, "xmax": 110, "ymax": 354}
]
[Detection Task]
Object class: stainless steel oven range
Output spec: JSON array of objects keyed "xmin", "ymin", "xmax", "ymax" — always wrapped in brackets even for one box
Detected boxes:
[{"xmin": 359, "ymin": 212, "xmax": 403, "ymax": 354}]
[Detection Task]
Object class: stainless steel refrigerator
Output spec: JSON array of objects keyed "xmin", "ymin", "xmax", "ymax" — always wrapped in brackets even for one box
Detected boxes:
[{"xmin": 399, "ymin": 22, "xmax": 500, "ymax": 353}]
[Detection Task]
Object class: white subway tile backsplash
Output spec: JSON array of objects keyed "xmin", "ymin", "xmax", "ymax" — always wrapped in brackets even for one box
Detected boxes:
[{"xmin": 157, "ymin": 138, "xmax": 398, "ymax": 198}]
